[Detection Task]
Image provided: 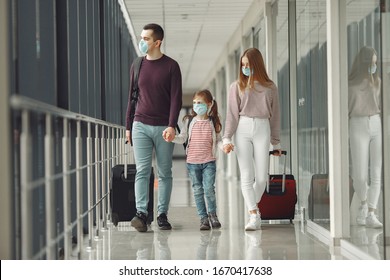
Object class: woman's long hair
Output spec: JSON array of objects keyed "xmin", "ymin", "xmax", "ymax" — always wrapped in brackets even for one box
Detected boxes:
[
  {"xmin": 348, "ymin": 46, "xmax": 380, "ymax": 87},
  {"xmin": 183, "ymin": 89, "xmax": 222, "ymax": 133},
  {"xmin": 237, "ymin": 48, "xmax": 274, "ymax": 92}
]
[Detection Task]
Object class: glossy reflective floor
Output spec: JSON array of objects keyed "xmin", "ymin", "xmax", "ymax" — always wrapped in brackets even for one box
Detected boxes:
[{"xmin": 78, "ymin": 158, "xmax": 384, "ymax": 260}]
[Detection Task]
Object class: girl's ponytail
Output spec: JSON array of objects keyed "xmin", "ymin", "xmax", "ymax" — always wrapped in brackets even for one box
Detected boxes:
[
  {"xmin": 192, "ymin": 89, "xmax": 222, "ymax": 133},
  {"xmin": 208, "ymin": 99, "xmax": 222, "ymax": 133}
]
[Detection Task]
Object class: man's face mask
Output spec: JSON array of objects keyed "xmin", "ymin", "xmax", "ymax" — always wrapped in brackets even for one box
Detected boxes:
[{"xmin": 138, "ymin": 39, "xmax": 148, "ymax": 55}]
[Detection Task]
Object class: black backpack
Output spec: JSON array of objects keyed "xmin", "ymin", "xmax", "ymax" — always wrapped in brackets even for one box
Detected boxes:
[{"xmin": 128, "ymin": 57, "xmax": 143, "ymax": 145}]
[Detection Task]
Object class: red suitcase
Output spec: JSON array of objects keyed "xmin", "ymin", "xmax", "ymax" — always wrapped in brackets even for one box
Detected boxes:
[{"xmin": 258, "ymin": 151, "xmax": 297, "ymax": 222}]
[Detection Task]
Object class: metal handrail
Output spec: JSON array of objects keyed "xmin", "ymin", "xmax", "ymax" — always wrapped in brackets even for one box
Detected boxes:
[
  {"xmin": 10, "ymin": 95, "xmax": 124, "ymax": 129},
  {"xmin": 10, "ymin": 94, "xmax": 128, "ymax": 260}
]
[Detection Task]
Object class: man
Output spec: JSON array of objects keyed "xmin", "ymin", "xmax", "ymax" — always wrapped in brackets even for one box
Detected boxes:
[{"xmin": 126, "ymin": 23, "xmax": 182, "ymax": 232}]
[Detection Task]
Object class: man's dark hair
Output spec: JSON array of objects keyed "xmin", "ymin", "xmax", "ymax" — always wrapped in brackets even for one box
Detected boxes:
[{"xmin": 143, "ymin": 23, "xmax": 164, "ymax": 41}]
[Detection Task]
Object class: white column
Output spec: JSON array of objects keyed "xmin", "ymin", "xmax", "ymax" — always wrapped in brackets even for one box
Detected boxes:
[
  {"xmin": 265, "ymin": 1, "xmax": 281, "ymax": 176},
  {"xmin": 326, "ymin": 0, "xmax": 350, "ymax": 246},
  {"xmin": 224, "ymin": 56, "xmax": 238, "ymax": 180},
  {"xmin": 288, "ymin": 0, "xmax": 300, "ymax": 214},
  {"xmin": 264, "ymin": 1, "xmax": 278, "ymax": 81}
]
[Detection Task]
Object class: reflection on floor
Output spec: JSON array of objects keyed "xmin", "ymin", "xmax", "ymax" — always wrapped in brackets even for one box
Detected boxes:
[
  {"xmin": 78, "ymin": 158, "xmax": 384, "ymax": 260},
  {"xmin": 80, "ymin": 207, "xmax": 342, "ymax": 260},
  {"xmin": 310, "ymin": 220, "xmax": 384, "ymax": 260},
  {"xmin": 348, "ymin": 226, "xmax": 383, "ymax": 259}
]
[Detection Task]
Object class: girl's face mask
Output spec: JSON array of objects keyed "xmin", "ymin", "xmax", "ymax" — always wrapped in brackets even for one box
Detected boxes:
[{"xmin": 193, "ymin": 103, "xmax": 208, "ymax": 116}]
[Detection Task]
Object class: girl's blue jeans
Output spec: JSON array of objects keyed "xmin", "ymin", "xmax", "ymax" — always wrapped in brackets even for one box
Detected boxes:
[{"xmin": 187, "ymin": 161, "xmax": 217, "ymax": 219}]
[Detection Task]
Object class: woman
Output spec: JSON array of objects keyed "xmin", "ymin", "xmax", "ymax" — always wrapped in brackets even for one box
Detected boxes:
[
  {"xmin": 348, "ymin": 46, "xmax": 382, "ymax": 228},
  {"xmin": 223, "ymin": 48, "xmax": 281, "ymax": 231}
]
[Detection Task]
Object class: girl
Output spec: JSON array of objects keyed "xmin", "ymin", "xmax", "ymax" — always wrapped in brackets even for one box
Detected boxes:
[
  {"xmin": 223, "ymin": 48, "xmax": 282, "ymax": 231},
  {"xmin": 167, "ymin": 89, "xmax": 224, "ymax": 230}
]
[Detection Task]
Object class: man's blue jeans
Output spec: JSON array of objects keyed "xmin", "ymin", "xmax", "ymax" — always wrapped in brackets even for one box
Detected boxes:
[
  {"xmin": 132, "ymin": 121, "xmax": 174, "ymax": 215},
  {"xmin": 187, "ymin": 161, "xmax": 217, "ymax": 219}
]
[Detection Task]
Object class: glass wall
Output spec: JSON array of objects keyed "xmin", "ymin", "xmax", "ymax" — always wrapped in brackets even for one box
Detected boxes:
[
  {"xmin": 275, "ymin": 1, "xmax": 291, "ymax": 172},
  {"xmin": 9, "ymin": 0, "xmax": 137, "ymax": 259},
  {"xmin": 206, "ymin": 0, "xmax": 389, "ymax": 260},
  {"xmin": 346, "ymin": 0, "xmax": 385, "ymax": 260},
  {"xmin": 295, "ymin": 0, "xmax": 328, "ymax": 225}
]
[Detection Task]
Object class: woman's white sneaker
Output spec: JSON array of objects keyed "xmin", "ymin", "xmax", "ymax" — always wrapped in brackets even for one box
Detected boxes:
[
  {"xmin": 245, "ymin": 213, "xmax": 261, "ymax": 231},
  {"xmin": 366, "ymin": 212, "xmax": 383, "ymax": 228}
]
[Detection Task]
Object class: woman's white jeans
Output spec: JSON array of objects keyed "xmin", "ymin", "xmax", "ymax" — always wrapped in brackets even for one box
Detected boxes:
[
  {"xmin": 349, "ymin": 114, "xmax": 382, "ymax": 209},
  {"xmin": 234, "ymin": 116, "xmax": 270, "ymax": 212}
]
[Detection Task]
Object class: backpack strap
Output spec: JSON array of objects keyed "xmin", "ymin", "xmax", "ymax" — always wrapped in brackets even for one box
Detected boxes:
[
  {"xmin": 128, "ymin": 57, "xmax": 143, "ymax": 146},
  {"xmin": 183, "ymin": 116, "xmax": 193, "ymax": 149},
  {"xmin": 131, "ymin": 56, "xmax": 143, "ymax": 102}
]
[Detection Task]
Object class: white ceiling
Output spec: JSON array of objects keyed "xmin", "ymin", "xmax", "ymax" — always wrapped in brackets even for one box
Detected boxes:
[
  {"xmin": 123, "ymin": 0, "xmax": 255, "ymax": 95},
  {"xmin": 121, "ymin": 0, "xmax": 382, "ymax": 95}
]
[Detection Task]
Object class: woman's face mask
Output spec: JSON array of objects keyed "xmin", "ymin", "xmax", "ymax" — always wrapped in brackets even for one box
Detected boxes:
[
  {"xmin": 368, "ymin": 64, "xmax": 377, "ymax": 74},
  {"xmin": 242, "ymin": 67, "xmax": 252, "ymax": 77}
]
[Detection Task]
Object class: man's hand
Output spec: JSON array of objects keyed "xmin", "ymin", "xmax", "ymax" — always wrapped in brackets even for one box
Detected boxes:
[
  {"xmin": 126, "ymin": 130, "xmax": 131, "ymax": 144},
  {"xmin": 162, "ymin": 127, "xmax": 176, "ymax": 142}
]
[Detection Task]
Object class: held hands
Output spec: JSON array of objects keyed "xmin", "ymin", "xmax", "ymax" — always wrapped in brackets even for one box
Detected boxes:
[
  {"xmin": 162, "ymin": 127, "xmax": 176, "ymax": 142},
  {"xmin": 223, "ymin": 143, "xmax": 234, "ymax": 154}
]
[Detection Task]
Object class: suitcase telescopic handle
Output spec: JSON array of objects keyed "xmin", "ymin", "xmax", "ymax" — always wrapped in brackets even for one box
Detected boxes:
[
  {"xmin": 124, "ymin": 140, "xmax": 136, "ymax": 179},
  {"xmin": 124, "ymin": 140, "xmax": 130, "ymax": 179},
  {"xmin": 267, "ymin": 150, "xmax": 287, "ymax": 192}
]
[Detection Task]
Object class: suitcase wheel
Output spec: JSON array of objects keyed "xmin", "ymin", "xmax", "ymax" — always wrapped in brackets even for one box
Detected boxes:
[{"xmin": 112, "ymin": 213, "xmax": 119, "ymax": 227}]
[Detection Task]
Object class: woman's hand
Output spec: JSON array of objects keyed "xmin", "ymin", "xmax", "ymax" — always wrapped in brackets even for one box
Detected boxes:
[
  {"xmin": 223, "ymin": 143, "xmax": 234, "ymax": 154},
  {"xmin": 272, "ymin": 149, "xmax": 282, "ymax": 156}
]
